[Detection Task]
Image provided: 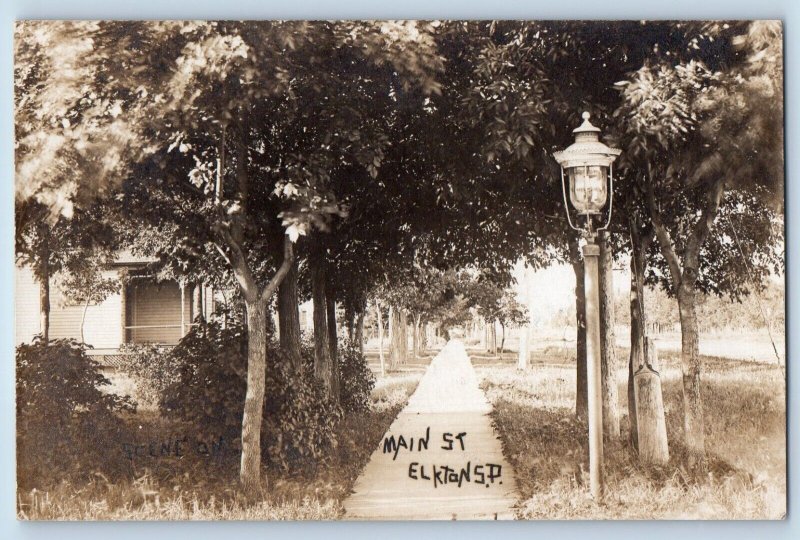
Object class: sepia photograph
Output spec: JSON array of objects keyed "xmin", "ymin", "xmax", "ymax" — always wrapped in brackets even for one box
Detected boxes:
[{"xmin": 13, "ymin": 19, "xmax": 785, "ymax": 520}]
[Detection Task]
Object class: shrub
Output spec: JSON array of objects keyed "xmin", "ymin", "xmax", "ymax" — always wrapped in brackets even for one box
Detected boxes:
[
  {"xmin": 337, "ymin": 340, "xmax": 375, "ymax": 413},
  {"xmin": 116, "ymin": 343, "xmax": 179, "ymax": 409},
  {"xmin": 160, "ymin": 319, "xmax": 342, "ymax": 473},
  {"xmin": 16, "ymin": 338, "xmax": 136, "ymax": 488}
]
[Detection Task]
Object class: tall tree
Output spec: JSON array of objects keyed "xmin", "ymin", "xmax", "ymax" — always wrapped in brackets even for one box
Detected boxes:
[
  {"xmin": 626, "ymin": 211, "xmax": 654, "ymax": 449},
  {"xmin": 614, "ymin": 21, "xmax": 783, "ymax": 461},
  {"xmin": 277, "ymin": 261, "xmax": 303, "ymax": 370},
  {"xmin": 459, "ymin": 20, "xmax": 783, "ymax": 461},
  {"xmin": 16, "ymin": 20, "xmax": 444, "ymax": 493},
  {"xmin": 568, "ymin": 236, "xmax": 588, "ymax": 419},
  {"xmin": 599, "ymin": 231, "xmax": 620, "ymax": 440}
]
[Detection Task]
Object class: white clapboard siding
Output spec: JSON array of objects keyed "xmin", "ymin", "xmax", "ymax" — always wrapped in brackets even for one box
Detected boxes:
[
  {"xmin": 299, "ymin": 299, "xmax": 314, "ymax": 331},
  {"xmin": 16, "ymin": 265, "xmax": 124, "ymax": 349},
  {"xmin": 15, "ymin": 265, "xmax": 41, "ymax": 345},
  {"xmin": 49, "ymin": 269, "xmax": 123, "ymax": 349}
]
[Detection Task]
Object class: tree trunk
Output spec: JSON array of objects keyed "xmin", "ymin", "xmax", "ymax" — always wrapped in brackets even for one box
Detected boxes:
[
  {"xmin": 326, "ymin": 281, "xmax": 340, "ymax": 399},
  {"xmin": 355, "ymin": 310, "xmax": 365, "ymax": 355},
  {"xmin": 500, "ymin": 322, "xmax": 506, "ymax": 354},
  {"xmin": 599, "ymin": 232, "xmax": 620, "ymax": 440},
  {"xmin": 628, "ymin": 223, "xmax": 650, "ymax": 450},
  {"xmin": 672, "ymin": 179, "xmax": 722, "ymax": 465},
  {"xmin": 628, "ymin": 259, "xmax": 643, "ymax": 450},
  {"xmin": 412, "ymin": 314, "xmax": 420, "ymax": 358},
  {"xmin": 570, "ymin": 238, "xmax": 588, "ymax": 420},
  {"xmin": 240, "ymin": 296, "xmax": 269, "ymax": 494},
  {"xmin": 346, "ymin": 308, "xmax": 356, "ymax": 341},
  {"xmin": 312, "ymin": 264, "xmax": 335, "ymax": 401},
  {"xmin": 389, "ymin": 306, "xmax": 403, "ymax": 369},
  {"xmin": 677, "ymin": 280, "xmax": 705, "ymax": 462},
  {"xmin": 39, "ymin": 257, "xmax": 50, "ymax": 342},
  {"xmin": 399, "ymin": 310, "xmax": 408, "ymax": 363},
  {"xmin": 634, "ymin": 338, "xmax": 669, "ymax": 465},
  {"xmin": 277, "ymin": 261, "xmax": 302, "ymax": 370},
  {"xmin": 80, "ymin": 300, "xmax": 89, "ymax": 344},
  {"xmin": 225, "ymin": 237, "xmax": 293, "ymax": 495},
  {"xmin": 376, "ymin": 303, "xmax": 386, "ymax": 377},
  {"xmin": 419, "ymin": 321, "xmax": 428, "ymax": 355},
  {"xmin": 388, "ymin": 305, "xmax": 394, "ymax": 342}
]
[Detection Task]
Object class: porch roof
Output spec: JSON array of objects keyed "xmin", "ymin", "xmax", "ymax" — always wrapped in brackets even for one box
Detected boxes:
[{"xmin": 109, "ymin": 249, "xmax": 158, "ymax": 266}]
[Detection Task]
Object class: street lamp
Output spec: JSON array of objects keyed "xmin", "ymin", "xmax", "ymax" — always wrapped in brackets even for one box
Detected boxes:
[{"xmin": 553, "ymin": 112, "xmax": 620, "ymax": 500}]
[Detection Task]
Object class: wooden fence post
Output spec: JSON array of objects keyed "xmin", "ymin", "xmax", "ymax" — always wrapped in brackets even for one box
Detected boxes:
[{"xmin": 634, "ymin": 338, "xmax": 669, "ymax": 465}]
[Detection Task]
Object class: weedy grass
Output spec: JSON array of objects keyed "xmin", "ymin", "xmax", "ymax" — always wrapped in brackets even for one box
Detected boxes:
[
  {"xmin": 17, "ymin": 371, "xmax": 422, "ymax": 520},
  {"xmin": 476, "ymin": 348, "xmax": 786, "ymax": 519}
]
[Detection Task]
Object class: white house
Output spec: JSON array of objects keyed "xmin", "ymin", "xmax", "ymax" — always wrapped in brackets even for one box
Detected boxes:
[
  {"xmin": 16, "ymin": 252, "xmax": 317, "ymax": 356},
  {"xmin": 15, "ymin": 252, "xmax": 214, "ymax": 355}
]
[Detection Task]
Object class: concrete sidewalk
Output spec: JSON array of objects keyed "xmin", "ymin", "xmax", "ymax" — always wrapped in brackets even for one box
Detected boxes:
[{"xmin": 343, "ymin": 340, "xmax": 518, "ymax": 520}]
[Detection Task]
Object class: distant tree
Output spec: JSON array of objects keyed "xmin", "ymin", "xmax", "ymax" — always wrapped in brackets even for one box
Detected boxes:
[
  {"xmin": 468, "ymin": 274, "xmax": 517, "ymax": 354},
  {"xmin": 496, "ymin": 293, "xmax": 528, "ymax": 353}
]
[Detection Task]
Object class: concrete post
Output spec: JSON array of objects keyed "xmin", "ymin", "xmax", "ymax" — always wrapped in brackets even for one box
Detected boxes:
[
  {"xmin": 634, "ymin": 338, "xmax": 669, "ymax": 465},
  {"xmin": 518, "ymin": 325, "xmax": 529, "ymax": 370},
  {"xmin": 518, "ymin": 266, "xmax": 532, "ymax": 370},
  {"xmin": 583, "ymin": 241, "xmax": 604, "ymax": 500}
]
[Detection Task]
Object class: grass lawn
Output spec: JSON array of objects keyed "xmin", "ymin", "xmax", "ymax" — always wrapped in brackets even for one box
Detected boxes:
[
  {"xmin": 17, "ymin": 369, "xmax": 423, "ymax": 520},
  {"xmin": 474, "ymin": 347, "xmax": 786, "ymax": 519}
]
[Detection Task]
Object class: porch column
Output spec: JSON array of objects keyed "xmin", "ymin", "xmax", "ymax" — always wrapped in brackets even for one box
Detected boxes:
[
  {"xmin": 180, "ymin": 282, "xmax": 186, "ymax": 337},
  {"xmin": 191, "ymin": 282, "xmax": 203, "ymax": 323},
  {"xmin": 119, "ymin": 277, "xmax": 128, "ymax": 345}
]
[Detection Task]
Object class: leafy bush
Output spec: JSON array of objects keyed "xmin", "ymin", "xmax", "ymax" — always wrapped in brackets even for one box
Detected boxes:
[
  {"xmin": 161, "ymin": 319, "xmax": 342, "ymax": 473},
  {"xmin": 337, "ymin": 340, "xmax": 375, "ymax": 413},
  {"xmin": 116, "ymin": 343, "xmax": 179, "ymax": 409},
  {"xmin": 16, "ymin": 338, "xmax": 135, "ymax": 488}
]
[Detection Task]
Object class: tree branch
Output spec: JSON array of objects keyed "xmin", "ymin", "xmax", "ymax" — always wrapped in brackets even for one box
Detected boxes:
[
  {"xmin": 213, "ymin": 241, "xmax": 234, "ymax": 268},
  {"xmin": 643, "ymin": 177, "xmax": 683, "ymax": 289},
  {"xmin": 260, "ymin": 234, "xmax": 295, "ymax": 304},
  {"xmin": 685, "ymin": 178, "xmax": 725, "ymax": 274},
  {"xmin": 214, "ymin": 225, "xmax": 258, "ymax": 303},
  {"xmin": 210, "ymin": 122, "xmax": 261, "ymax": 300}
]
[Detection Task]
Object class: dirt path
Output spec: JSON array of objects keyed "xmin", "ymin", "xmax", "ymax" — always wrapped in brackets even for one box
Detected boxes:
[{"xmin": 343, "ymin": 340, "xmax": 518, "ymax": 520}]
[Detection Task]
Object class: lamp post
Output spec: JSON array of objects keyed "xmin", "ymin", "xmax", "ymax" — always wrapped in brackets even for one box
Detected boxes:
[{"xmin": 553, "ymin": 112, "xmax": 621, "ymax": 500}]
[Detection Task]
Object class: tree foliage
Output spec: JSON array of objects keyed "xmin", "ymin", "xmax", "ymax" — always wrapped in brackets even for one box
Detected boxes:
[
  {"xmin": 17, "ymin": 338, "xmax": 135, "ymax": 488},
  {"xmin": 14, "ymin": 20, "xmax": 784, "ymax": 471},
  {"xmin": 161, "ymin": 318, "xmax": 343, "ymax": 473}
]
